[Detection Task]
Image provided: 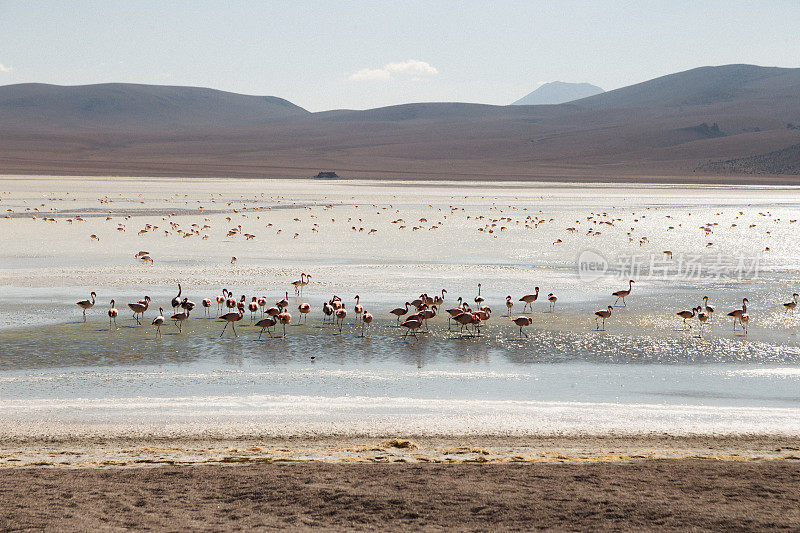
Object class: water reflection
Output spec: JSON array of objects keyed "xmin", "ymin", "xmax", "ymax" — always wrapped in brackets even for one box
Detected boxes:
[{"xmin": 2, "ymin": 314, "xmax": 799, "ymax": 373}]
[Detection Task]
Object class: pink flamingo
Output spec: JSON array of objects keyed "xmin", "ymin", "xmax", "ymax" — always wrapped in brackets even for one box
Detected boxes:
[
  {"xmin": 594, "ymin": 306, "xmax": 613, "ymax": 330},
  {"xmin": 219, "ymin": 303, "xmax": 243, "ymax": 337},
  {"xmin": 512, "ymin": 316, "xmax": 532, "ymax": 337},
  {"xmin": 361, "ymin": 311, "xmax": 373, "ymax": 337},
  {"xmin": 335, "ymin": 308, "xmax": 347, "ymax": 333},
  {"xmin": 108, "ymin": 299, "xmax": 118, "ymax": 327},
  {"xmin": 519, "ymin": 288, "xmax": 539, "ymax": 313},
  {"xmin": 248, "ymin": 297, "xmax": 259, "ymax": 322},
  {"xmin": 152, "ymin": 307, "xmax": 164, "ymax": 337},
  {"xmin": 76, "ymin": 291, "xmax": 96, "ymax": 322},
  {"xmin": 298, "ymin": 302, "xmax": 311, "ymax": 323},
  {"xmin": 254, "ymin": 316, "xmax": 277, "ymax": 338},
  {"xmin": 354, "ymin": 295, "xmax": 363, "ymax": 320},
  {"xmin": 128, "ymin": 296, "xmax": 150, "ymax": 325},
  {"xmin": 390, "ymin": 302, "xmax": 411, "ymax": 325},
  {"xmin": 278, "ymin": 310, "xmax": 292, "ymax": 337}
]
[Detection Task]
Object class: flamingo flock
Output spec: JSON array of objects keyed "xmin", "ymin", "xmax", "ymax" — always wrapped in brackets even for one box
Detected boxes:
[{"xmin": 72, "ymin": 277, "xmax": 785, "ymax": 340}]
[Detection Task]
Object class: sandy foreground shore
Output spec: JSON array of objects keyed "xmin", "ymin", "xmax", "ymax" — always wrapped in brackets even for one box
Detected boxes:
[
  {"xmin": 2, "ymin": 459, "xmax": 800, "ymax": 531},
  {"xmin": 2, "ymin": 434, "xmax": 800, "ymax": 530}
]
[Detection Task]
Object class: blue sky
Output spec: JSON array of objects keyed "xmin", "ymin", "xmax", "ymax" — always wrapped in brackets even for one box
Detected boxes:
[{"xmin": 1, "ymin": 1, "xmax": 798, "ymax": 111}]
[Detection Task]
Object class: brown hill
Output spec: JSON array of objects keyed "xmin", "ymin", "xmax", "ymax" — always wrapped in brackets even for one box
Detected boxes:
[
  {"xmin": 2, "ymin": 65, "xmax": 800, "ymax": 182},
  {"xmin": 572, "ymin": 64, "xmax": 800, "ymax": 110},
  {"xmin": 697, "ymin": 142, "xmax": 800, "ymax": 175},
  {"xmin": 0, "ymin": 83, "xmax": 309, "ymax": 131}
]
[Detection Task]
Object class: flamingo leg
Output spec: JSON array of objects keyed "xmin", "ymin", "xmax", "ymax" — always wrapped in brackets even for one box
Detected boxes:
[{"xmin": 220, "ymin": 322, "xmax": 229, "ymax": 337}]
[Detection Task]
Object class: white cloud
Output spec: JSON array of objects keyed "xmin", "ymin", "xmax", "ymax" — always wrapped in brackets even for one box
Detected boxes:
[
  {"xmin": 0, "ymin": 64, "xmax": 12, "ymax": 73},
  {"xmin": 348, "ymin": 59, "xmax": 438, "ymax": 82},
  {"xmin": 348, "ymin": 68, "xmax": 392, "ymax": 82},
  {"xmin": 384, "ymin": 59, "xmax": 438, "ymax": 76}
]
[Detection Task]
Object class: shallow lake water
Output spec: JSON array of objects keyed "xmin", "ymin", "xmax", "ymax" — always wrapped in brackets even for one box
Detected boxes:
[{"xmin": 2, "ymin": 177, "xmax": 800, "ymax": 439}]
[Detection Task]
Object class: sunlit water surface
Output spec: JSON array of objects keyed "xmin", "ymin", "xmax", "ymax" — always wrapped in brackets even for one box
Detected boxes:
[{"xmin": 2, "ymin": 177, "xmax": 800, "ymax": 438}]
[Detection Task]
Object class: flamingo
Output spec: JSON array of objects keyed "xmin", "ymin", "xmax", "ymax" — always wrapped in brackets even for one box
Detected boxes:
[
  {"xmin": 697, "ymin": 306, "xmax": 709, "ymax": 337},
  {"xmin": 783, "ymin": 293, "xmax": 798, "ymax": 314},
  {"xmin": 335, "ymin": 308, "xmax": 347, "ymax": 333},
  {"xmin": 300, "ymin": 274, "xmax": 311, "ymax": 293},
  {"xmin": 219, "ymin": 304, "xmax": 244, "ymax": 337},
  {"xmin": 76, "ymin": 291, "xmax": 96, "ymax": 322},
  {"xmin": 361, "ymin": 311, "xmax": 373, "ymax": 337},
  {"xmin": 322, "ymin": 301, "xmax": 334, "ymax": 324},
  {"xmin": 128, "ymin": 296, "xmax": 150, "ymax": 325},
  {"xmin": 108, "ymin": 299, "xmax": 118, "ymax": 327},
  {"xmin": 152, "ymin": 307, "xmax": 164, "ymax": 337},
  {"xmin": 445, "ymin": 298, "xmax": 465, "ymax": 330},
  {"xmin": 505, "ymin": 296, "xmax": 513, "ymax": 316},
  {"xmin": 727, "ymin": 298, "xmax": 748, "ymax": 331},
  {"xmin": 452, "ymin": 311, "xmax": 478, "ymax": 334},
  {"xmin": 216, "ymin": 289, "xmax": 227, "ymax": 312},
  {"xmin": 277, "ymin": 291, "xmax": 289, "ymax": 309},
  {"xmin": 390, "ymin": 302, "xmax": 411, "ymax": 325},
  {"xmin": 291, "ymin": 273, "xmax": 305, "ymax": 295},
  {"xmin": 278, "ymin": 310, "xmax": 292, "ymax": 337},
  {"xmin": 171, "ymin": 283, "xmax": 182, "ymax": 311},
  {"xmin": 225, "ymin": 291, "xmax": 237, "ymax": 310},
  {"xmin": 354, "ymin": 295, "xmax": 363, "ymax": 320},
  {"xmin": 740, "ymin": 311, "xmax": 750, "ymax": 335},
  {"xmin": 519, "ymin": 288, "xmax": 539, "ymax": 313},
  {"xmin": 473, "ymin": 308, "xmax": 490, "ymax": 335},
  {"xmin": 254, "ymin": 316, "xmax": 277, "ymax": 338},
  {"xmin": 171, "ymin": 307, "xmax": 190, "ymax": 332},
  {"xmin": 420, "ymin": 305, "xmax": 437, "ymax": 331},
  {"xmin": 547, "ymin": 293, "xmax": 557, "ymax": 312},
  {"xmin": 676, "ymin": 307, "xmax": 696, "ymax": 329},
  {"xmin": 702, "ymin": 296, "xmax": 715, "ymax": 321},
  {"xmin": 248, "ymin": 297, "xmax": 259, "ymax": 322},
  {"xmin": 512, "ymin": 316, "xmax": 532, "ymax": 337},
  {"xmin": 433, "ymin": 289, "xmax": 447, "ymax": 306},
  {"xmin": 298, "ymin": 302, "xmax": 311, "ymax": 323},
  {"xmin": 474, "ymin": 283, "xmax": 485, "ymax": 306},
  {"xmin": 202, "ymin": 298, "xmax": 212, "ymax": 317},
  {"xmin": 594, "ymin": 305, "xmax": 613, "ymax": 330},
  {"xmin": 612, "ymin": 280, "xmax": 634, "ymax": 307},
  {"xmin": 400, "ymin": 316, "xmax": 422, "ymax": 339},
  {"xmin": 257, "ymin": 296, "xmax": 268, "ymax": 316},
  {"xmin": 180, "ymin": 298, "xmax": 195, "ymax": 313}
]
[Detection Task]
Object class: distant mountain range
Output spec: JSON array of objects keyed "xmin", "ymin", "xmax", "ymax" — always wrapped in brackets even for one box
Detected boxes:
[
  {"xmin": 0, "ymin": 83, "xmax": 308, "ymax": 131},
  {"xmin": 1, "ymin": 64, "xmax": 799, "ymax": 180},
  {"xmin": 512, "ymin": 82, "xmax": 604, "ymax": 105}
]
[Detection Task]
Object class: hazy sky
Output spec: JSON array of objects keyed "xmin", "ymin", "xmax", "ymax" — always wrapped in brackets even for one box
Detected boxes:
[{"xmin": 2, "ymin": 1, "xmax": 799, "ymax": 111}]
